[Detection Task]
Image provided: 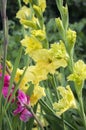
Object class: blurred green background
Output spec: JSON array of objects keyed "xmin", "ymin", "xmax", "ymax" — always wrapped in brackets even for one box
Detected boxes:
[{"xmin": 0, "ymin": 0, "xmax": 86, "ymax": 67}]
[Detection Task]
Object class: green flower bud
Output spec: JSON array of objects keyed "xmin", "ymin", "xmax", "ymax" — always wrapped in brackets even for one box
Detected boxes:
[
  {"xmin": 33, "ymin": 5, "xmax": 42, "ymax": 18},
  {"xmin": 61, "ymin": 5, "xmax": 69, "ymax": 31},
  {"xmin": 55, "ymin": 18, "xmax": 64, "ymax": 37}
]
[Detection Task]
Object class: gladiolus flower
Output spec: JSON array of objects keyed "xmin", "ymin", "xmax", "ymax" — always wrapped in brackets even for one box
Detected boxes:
[
  {"xmin": 13, "ymin": 90, "xmax": 33, "ymax": 122},
  {"xmin": 53, "ymin": 85, "xmax": 77, "ymax": 116},
  {"xmin": 0, "ymin": 73, "xmax": 15, "ymax": 102}
]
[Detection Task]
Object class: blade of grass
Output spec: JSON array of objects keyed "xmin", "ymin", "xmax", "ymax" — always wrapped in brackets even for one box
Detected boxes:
[{"xmin": 3, "ymin": 106, "xmax": 13, "ymax": 130}]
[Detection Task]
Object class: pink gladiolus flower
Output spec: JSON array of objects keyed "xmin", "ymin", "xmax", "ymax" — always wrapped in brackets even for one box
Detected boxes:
[
  {"xmin": 0, "ymin": 73, "xmax": 15, "ymax": 102},
  {"xmin": 13, "ymin": 90, "xmax": 33, "ymax": 122}
]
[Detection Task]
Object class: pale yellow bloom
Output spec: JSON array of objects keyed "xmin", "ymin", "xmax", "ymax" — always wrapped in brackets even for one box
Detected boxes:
[
  {"xmin": 53, "ymin": 86, "xmax": 77, "ymax": 116},
  {"xmin": 37, "ymin": 58, "xmax": 67, "ymax": 74},
  {"xmin": 16, "ymin": 6, "xmax": 32, "ymax": 28},
  {"xmin": 30, "ymin": 85, "xmax": 45, "ymax": 106},
  {"xmin": 16, "ymin": 6, "xmax": 31, "ymax": 20},
  {"xmin": 30, "ymin": 49, "xmax": 50, "ymax": 62},
  {"xmin": 21, "ymin": 36, "xmax": 42, "ymax": 55},
  {"xmin": 25, "ymin": 65, "xmax": 48, "ymax": 84},
  {"xmin": 68, "ymin": 60, "xmax": 86, "ymax": 86},
  {"xmin": 31, "ymin": 48, "xmax": 67, "ymax": 74},
  {"xmin": 50, "ymin": 41, "xmax": 69, "ymax": 60},
  {"xmin": 31, "ymin": 29, "xmax": 46, "ymax": 41},
  {"xmin": 20, "ymin": 16, "xmax": 39, "ymax": 29},
  {"xmin": 38, "ymin": 0, "xmax": 46, "ymax": 12},
  {"xmin": 20, "ymin": 19, "xmax": 37, "ymax": 29}
]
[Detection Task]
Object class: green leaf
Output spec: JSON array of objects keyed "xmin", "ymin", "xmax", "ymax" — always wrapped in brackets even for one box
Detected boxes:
[{"xmin": 45, "ymin": 114, "xmax": 63, "ymax": 130}]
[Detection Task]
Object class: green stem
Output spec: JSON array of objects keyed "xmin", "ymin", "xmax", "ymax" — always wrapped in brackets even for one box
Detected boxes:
[
  {"xmin": 26, "ymin": 105, "xmax": 44, "ymax": 130},
  {"xmin": 0, "ymin": 0, "xmax": 8, "ymax": 128},
  {"xmin": 77, "ymin": 92, "xmax": 86, "ymax": 128},
  {"xmin": 18, "ymin": 0, "xmax": 22, "ymax": 8},
  {"xmin": 0, "ymin": 0, "xmax": 8, "ymax": 102},
  {"xmin": 4, "ymin": 108, "xmax": 13, "ymax": 130},
  {"xmin": 52, "ymin": 75, "xmax": 59, "ymax": 100}
]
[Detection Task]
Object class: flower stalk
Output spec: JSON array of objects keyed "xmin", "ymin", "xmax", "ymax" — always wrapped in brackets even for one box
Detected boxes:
[
  {"xmin": 0, "ymin": 0, "xmax": 8, "ymax": 89},
  {"xmin": 0, "ymin": 0, "xmax": 8, "ymax": 128},
  {"xmin": 26, "ymin": 104, "xmax": 44, "ymax": 130}
]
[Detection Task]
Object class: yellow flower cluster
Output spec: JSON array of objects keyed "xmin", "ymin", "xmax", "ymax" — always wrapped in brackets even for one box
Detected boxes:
[
  {"xmin": 53, "ymin": 85, "xmax": 77, "ymax": 116},
  {"xmin": 15, "ymin": 0, "xmax": 69, "ymax": 106}
]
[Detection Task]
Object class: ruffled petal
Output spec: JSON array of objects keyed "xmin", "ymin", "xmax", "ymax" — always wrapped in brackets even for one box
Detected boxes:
[
  {"xmin": 18, "ymin": 90, "xmax": 27, "ymax": 105},
  {"xmin": 20, "ymin": 108, "xmax": 33, "ymax": 122}
]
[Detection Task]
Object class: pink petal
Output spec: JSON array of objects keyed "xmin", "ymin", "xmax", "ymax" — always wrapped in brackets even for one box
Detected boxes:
[
  {"xmin": 18, "ymin": 90, "xmax": 28, "ymax": 105},
  {"xmin": 4, "ymin": 75, "xmax": 10, "ymax": 82},
  {"xmin": 0, "ymin": 73, "xmax": 2, "ymax": 78},
  {"xmin": 20, "ymin": 108, "xmax": 33, "ymax": 122},
  {"xmin": 13, "ymin": 106, "xmax": 24, "ymax": 115},
  {"xmin": 2, "ymin": 87, "xmax": 8, "ymax": 98}
]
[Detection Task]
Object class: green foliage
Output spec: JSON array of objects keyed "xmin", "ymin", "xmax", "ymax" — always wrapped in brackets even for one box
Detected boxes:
[{"xmin": 0, "ymin": 0, "xmax": 86, "ymax": 130}]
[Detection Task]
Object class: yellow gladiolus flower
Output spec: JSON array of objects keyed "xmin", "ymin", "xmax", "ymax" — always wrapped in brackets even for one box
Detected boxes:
[
  {"xmin": 20, "ymin": 16, "xmax": 39, "ymax": 29},
  {"xmin": 53, "ymin": 85, "xmax": 77, "ymax": 116},
  {"xmin": 16, "ymin": 6, "xmax": 31, "ymax": 20},
  {"xmin": 68, "ymin": 60, "xmax": 86, "ymax": 86},
  {"xmin": 20, "ymin": 19, "xmax": 37, "ymax": 29},
  {"xmin": 25, "ymin": 65, "xmax": 48, "ymax": 84},
  {"xmin": 21, "ymin": 36, "xmax": 42, "ymax": 55},
  {"xmin": 30, "ymin": 85, "xmax": 45, "ymax": 106},
  {"xmin": 38, "ymin": 0, "xmax": 46, "ymax": 12},
  {"xmin": 31, "ymin": 48, "xmax": 67, "ymax": 74},
  {"xmin": 50, "ymin": 41, "xmax": 69, "ymax": 60}
]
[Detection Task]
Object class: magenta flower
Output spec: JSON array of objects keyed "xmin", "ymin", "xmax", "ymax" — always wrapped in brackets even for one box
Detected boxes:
[
  {"xmin": 13, "ymin": 90, "xmax": 33, "ymax": 122},
  {"xmin": 0, "ymin": 73, "xmax": 15, "ymax": 102},
  {"xmin": 2, "ymin": 74, "xmax": 10, "ymax": 98}
]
